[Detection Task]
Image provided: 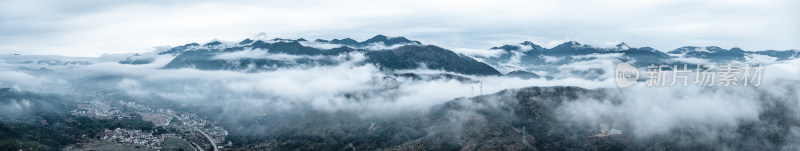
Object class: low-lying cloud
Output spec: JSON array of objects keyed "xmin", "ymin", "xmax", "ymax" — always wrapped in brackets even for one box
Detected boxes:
[{"xmin": 0, "ymin": 42, "xmax": 798, "ymax": 149}]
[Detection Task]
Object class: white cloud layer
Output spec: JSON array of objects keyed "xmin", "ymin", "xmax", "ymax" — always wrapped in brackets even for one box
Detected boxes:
[{"xmin": 0, "ymin": 45, "xmax": 798, "ymax": 146}]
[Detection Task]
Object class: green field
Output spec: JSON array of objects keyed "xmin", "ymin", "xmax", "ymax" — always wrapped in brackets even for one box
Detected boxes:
[
  {"xmin": 162, "ymin": 137, "xmax": 196, "ymax": 151},
  {"xmin": 78, "ymin": 142, "xmax": 152, "ymax": 151}
]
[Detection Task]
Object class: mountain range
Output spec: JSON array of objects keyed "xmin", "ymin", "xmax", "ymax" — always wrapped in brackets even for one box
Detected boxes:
[
  {"xmin": 124, "ymin": 35, "xmax": 798, "ymax": 79},
  {"xmin": 2, "ymin": 35, "xmax": 799, "ymax": 150}
]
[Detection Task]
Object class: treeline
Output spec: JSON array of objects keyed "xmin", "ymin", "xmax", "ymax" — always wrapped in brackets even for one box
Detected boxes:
[
  {"xmin": 0, "ymin": 88, "xmax": 161, "ymax": 151},
  {"xmin": 1, "ymin": 113, "xmax": 158, "ymax": 151},
  {"xmin": 0, "ymin": 112, "xmax": 159, "ymax": 151}
]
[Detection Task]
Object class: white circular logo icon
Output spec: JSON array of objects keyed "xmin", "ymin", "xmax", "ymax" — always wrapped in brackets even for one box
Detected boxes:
[{"xmin": 615, "ymin": 62, "xmax": 639, "ymax": 88}]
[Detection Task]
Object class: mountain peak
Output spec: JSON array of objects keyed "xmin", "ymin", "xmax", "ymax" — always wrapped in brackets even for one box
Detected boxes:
[
  {"xmin": 239, "ymin": 38, "xmax": 254, "ymax": 45},
  {"xmin": 667, "ymin": 46, "xmax": 701, "ymax": 54},
  {"xmin": 705, "ymin": 46, "xmax": 725, "ymax": 52},
  {"xmin": 204, "ymin": 41, "xmax": 222, "ymax": 46},
  {"xmin": 368, "ymin": 34, "xmax": 389, "ymax": 41},
  {"xmin": 363, "ymin": 35, "xmax": 391, "ymax": 44},
  {"xmin": 554, "ymin": 41, "xmax": 582, "ymax": 49},
  {"xmin": 330, "ymin": 38, "xmax": 360, "ymax": 46},
  {"xmin": 505, "ymin": 70, "xmax": 541, "ymax": 79},
  {"xmin": 321, "ymin": 35, "xmax": 421, "ymax": 47},
  {"xmin": 520, "ymin": 41, "xmax": 541, "ymax": 47},
  {"xmin": 616, "ymin": 42, "xmax": 631, "ymax": 50},
  {"xmin": 363, "ymin": 34, "xmax": 420, "ymax": 46},
  {"xmin": 488, "ymin": 41, "xmax": 545, "ymax": 51},
  {"xmin": 519, "ymin": 41, "xmax": 544, "ymax": 51}
]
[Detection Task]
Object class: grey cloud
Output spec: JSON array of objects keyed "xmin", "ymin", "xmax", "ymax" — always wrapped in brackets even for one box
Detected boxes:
[{"xmin": 1, "ymin": 0, "xmax": 798, "ymax": 56}]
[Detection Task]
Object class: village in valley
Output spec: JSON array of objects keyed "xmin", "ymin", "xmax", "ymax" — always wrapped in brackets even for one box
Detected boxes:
[{"xmin": 64, "ymin": 91, "xmax": 229, "ymax": 151}]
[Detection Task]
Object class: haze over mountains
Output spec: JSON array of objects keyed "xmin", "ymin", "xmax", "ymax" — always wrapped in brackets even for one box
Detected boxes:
[
  {"xmin": 1, "ymin": 35, "xmax": 800, "ymax": 150},
  {"xmin": 117, "ymin": 34, "xmax": 798, "ymax": 80}
]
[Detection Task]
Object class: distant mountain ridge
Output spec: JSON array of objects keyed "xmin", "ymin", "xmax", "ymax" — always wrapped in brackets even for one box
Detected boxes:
[
  {"xmin": 486, "ymin": 41, "xmax": 798, "ymax": 64},
  {"xmin": 158, "ymin": 35, "xmax": 501, "ymax": 76},
  {"xmin": 479, "ymin": 40, "xmax": 798, "ymax": 76},
  {"xmin": 316, "ymin": 34, "xmax": 422, "ymax": 47},
  {"xmin": 667, "ymin": 46, "xmax": 799, "ymax": 61},
  {"xmin": 136, "ymin": 34, "xmax": 798, "ymax": 78}
]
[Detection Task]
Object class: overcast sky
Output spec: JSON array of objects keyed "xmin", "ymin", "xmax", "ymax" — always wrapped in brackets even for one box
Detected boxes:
[{"xmin": 0, "ymin": 0, "xmax": 797, "ymax": 57}]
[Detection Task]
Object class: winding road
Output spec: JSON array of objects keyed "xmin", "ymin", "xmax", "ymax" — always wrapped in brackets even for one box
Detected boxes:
[{"xmin": 195, "ymin": 127, "xmax": 218, "ymax": 151}]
